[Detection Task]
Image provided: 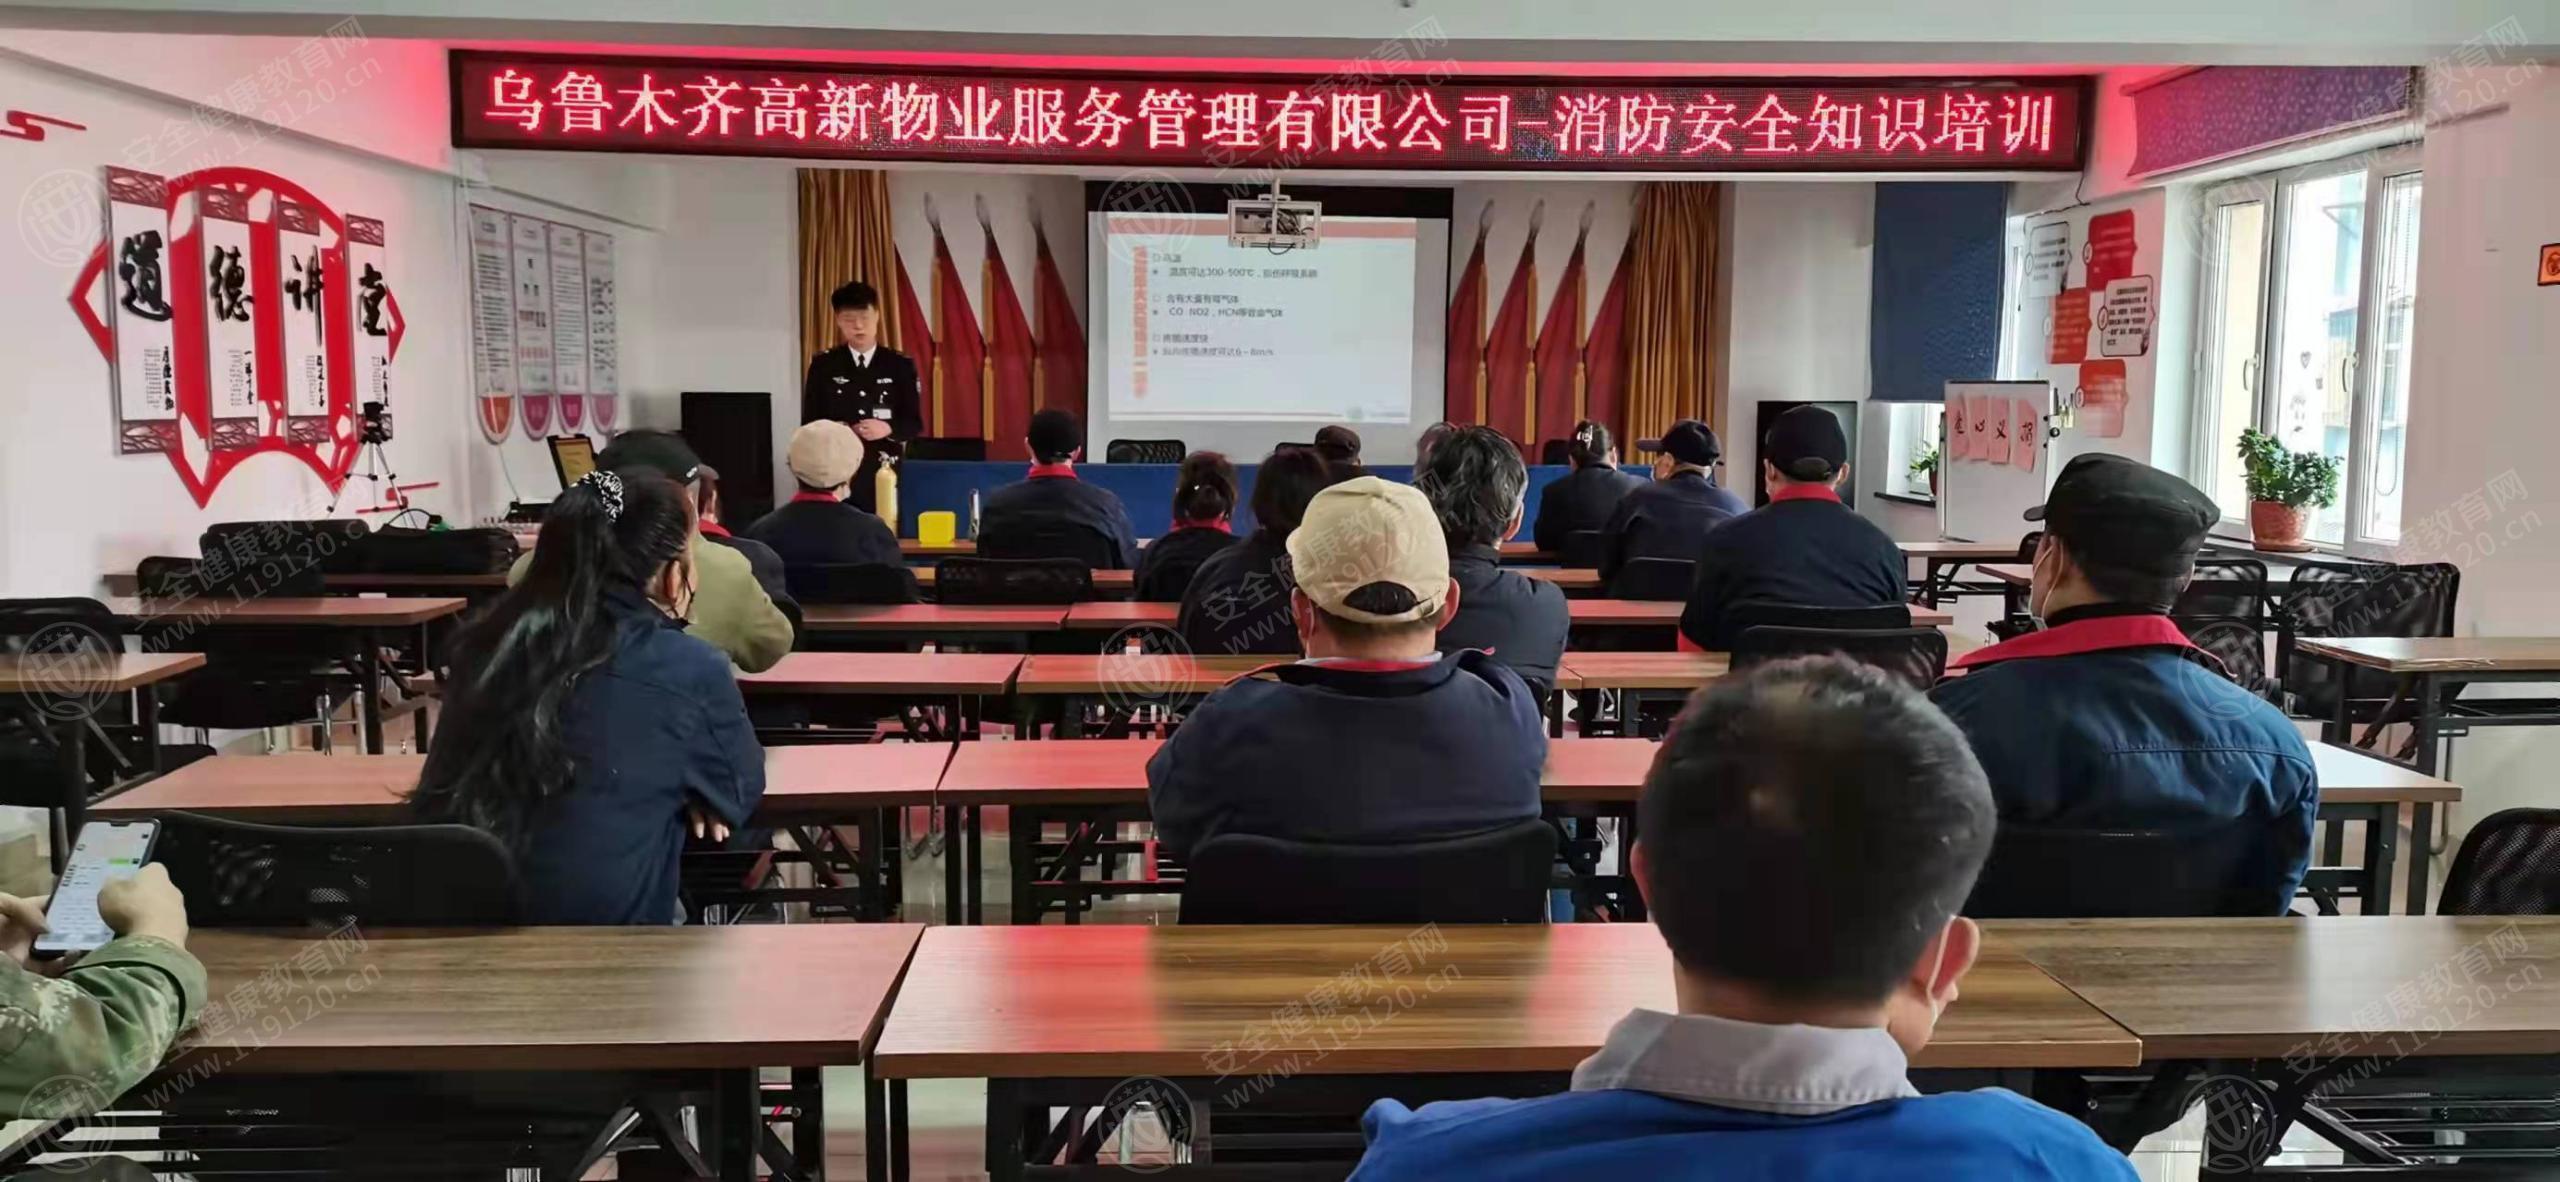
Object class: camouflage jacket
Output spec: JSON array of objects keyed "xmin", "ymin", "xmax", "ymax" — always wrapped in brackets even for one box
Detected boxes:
[{"xmin": 0, "ymin": 937, "xmax": 206, "ymax": 1118}]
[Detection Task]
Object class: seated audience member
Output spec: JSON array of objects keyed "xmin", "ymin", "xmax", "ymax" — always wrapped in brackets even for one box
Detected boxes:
[
  {"xmin": 0, "ymin": 866, "xmax": 203, "ymax": 1118},
  {"xmin": 745, "ymin": 420, "xmax": 904, "ymax": 571},
  {"xmin": 508, "ymin": 429, "xmax": 793, "ymax": 673},
  {"xmin": 1314, "ymin": 423, "xmax": 1366, "ymax": 477},
  {"xmin": 690, "ymin": 462, "xmax": 793, "ymax": 614},
  {"xmin": 1418, "ymin": 425, "xmax": 1569, "ymax": 695},
  {"xmin": 1178, "ymin": 447, "xmax": 1334, "ymax": 655},
  {"xmin": 1135, "ymin": 452, "xmax": 1243, "ymax": 602},
  {"xmin": 1414, "ymin": 421, "xmax": 1456, "ymax": 468},
  {"xmin": 979, "ymin": 408, "xmax": 1140, "ymax": 569},
  {"xmin": 1932, "ymin": 455, "xmax": 2318, "ymax": 913},
  {"xmin": 1597, "ymin": 419, "xmax": 1748, "ymax": 580},
  {"xmin": 1679, "ymin": 407, "xmax": 1904, "ymax": 651},
  {"xmin": 1150, "ymin": 478, "xmax": 1546, "ymax": 859},
  {"xmin": 1352, "ymin": 658, "xmax": 2137, "ymax": 1182},
  {"xmin": 1534, "ymin": 420, "xmax": 1644, "ymax": 556},
  {"xmin": 417, "ymin": 471, "xmax": 766, "ymax": 925}
]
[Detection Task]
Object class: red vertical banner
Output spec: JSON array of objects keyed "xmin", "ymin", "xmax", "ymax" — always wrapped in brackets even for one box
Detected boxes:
[
  {"xmin": 1582, "ymin": 239, "xmax": 1633, "ymax": 442},
  {"xmin": 981, "ymin": 209, "xmax": 1036, "ymax": 462},
  {"xmin": 2084, "ymin": 210, "xmax": 2138, "ymax": 290},
  {"xmin": 1532, "ymin": 219, "xmax": 1588, "ymax": 449},
  {"xmin": 930, "ymin": 219, "xmax": 986, "ymax": 443},
  {"xmin": 1483, "ymin": 212, "xmax": 1539, "ymax": 449},
  {"xmin": 893, "ymin": 252, "xmax": 936, "ymax": 432},
  {"xmin": 1444, "ymin": 210, "xmax": 1489, "ymax": 426},
  {"xmin": 1032, "ymin": 220, "xmax": 1085, "ymax": 423}
]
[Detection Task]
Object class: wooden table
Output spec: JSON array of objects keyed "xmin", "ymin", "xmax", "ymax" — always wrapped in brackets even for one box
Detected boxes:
[
  {"xmin": 177, "ymin": 924, "xmax": 924, "ymax": 1181},
  {"xmin": 798, "ymin": 604, "xmax": 1069, "ymax": 650},
  {"xmin": 873, "ymin": 923, "xmax": 2135, "ymax": 1178},
  {"xmin": 1560, "ymin": 651, "xmax": 1729, "ymax": 690},
  {"xmin": 915, "ymin": 566, "xmax": 1135, "ymax": 599},
  {"xmin": 0, "ymin": 651, "xmax": 205, "ymax": 868},
  {"xmin": 107, "ymin": 570, "xmax": 510, "ymax": 597},
  {"xmin": 900, "ymin": 538, "xmax": 976, "ymax": 558},
  {"xmin": 2307, "ymin": 742, "xmax": 2461, "ymax": 916},
  {"xmin": 739, "ymin": 651, "xmax": 1022, "ymax": 739},
  {"xmin": 1497, "ymin": 541, "xmax": 1553, "ymax": 564},
  {"xmin": 101, "ymin": 596, "xmax": 468, "ymax": 753},
  {"xmin": 2296, "ymin": 637, "xmax": 2560, "ymax": 787},
  {"xmin": 1901, "ymin": 539, "xmax": 2026, "ymax": 606},
  {"xmin": 1519, "ymin": 567, "xmax": 1601, "ymax": 593},
  {"xmin": 1980, "ymin": 562, "xmax": 2033, "ymax": 587}
]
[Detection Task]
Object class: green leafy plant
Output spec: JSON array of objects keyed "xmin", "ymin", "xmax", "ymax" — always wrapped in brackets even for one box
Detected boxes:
[
  {"xmin": 1908, "ymin": 445, "xmax": 1941, "ymax": 479},
  {"xmin": 2237, "ymin": 428, "xmax": 2340, "ymax": 509}
]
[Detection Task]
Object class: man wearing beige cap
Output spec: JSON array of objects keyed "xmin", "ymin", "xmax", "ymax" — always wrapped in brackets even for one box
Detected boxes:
[
  {"xmin": 744, "ymin": 419, "xmax": 903, "ymax": 573},
  {"xmin": 1146, "ymin": 477, "xmax": 1548, "ymax": 861}
]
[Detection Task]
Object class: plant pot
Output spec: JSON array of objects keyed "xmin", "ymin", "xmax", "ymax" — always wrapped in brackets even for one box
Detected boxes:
[
  {"xmin": 2249, "ymin": 500, "xmax": 2312, "ymax": 552},
  {"xmin": 1927, "ymin": 470, "xmax": 1940, "ymax": 499}
]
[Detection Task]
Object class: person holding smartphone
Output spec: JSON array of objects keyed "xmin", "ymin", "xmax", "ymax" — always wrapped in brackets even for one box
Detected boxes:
[{"xmin": 0, "ymin": 863, "xmax": 205, "ymax": 1119}]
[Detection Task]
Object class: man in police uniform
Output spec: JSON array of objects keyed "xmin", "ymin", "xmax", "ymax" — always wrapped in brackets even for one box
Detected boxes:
[{"xmin": 801, "ymin": 280, "xmax": 921, "ymax": 513}]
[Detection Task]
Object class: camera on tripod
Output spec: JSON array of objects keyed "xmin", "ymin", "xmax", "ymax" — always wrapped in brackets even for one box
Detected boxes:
[{"xmin": 359, "ymin": 401, "xmax": 392, "ymax": 445}]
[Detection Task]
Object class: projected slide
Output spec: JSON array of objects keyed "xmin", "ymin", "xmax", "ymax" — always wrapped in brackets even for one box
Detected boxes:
[{"xmin": 1102, "ymin": 214, "xmax": 1417, "ymax": 424}]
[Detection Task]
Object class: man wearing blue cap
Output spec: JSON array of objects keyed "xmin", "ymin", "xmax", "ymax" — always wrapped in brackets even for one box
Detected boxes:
[
  {"xmin": 1594, "ymin": 419, "xmax": 1748, "ymax": 583},
  {"xmin": 1677, "ymin": 406, "xmax": 1905, "ymax": 651}
]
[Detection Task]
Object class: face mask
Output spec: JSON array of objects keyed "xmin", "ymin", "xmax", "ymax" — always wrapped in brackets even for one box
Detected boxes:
[{"xmin": 2026, "ymin": 543, "xmax": 2055, "ymax": 623}]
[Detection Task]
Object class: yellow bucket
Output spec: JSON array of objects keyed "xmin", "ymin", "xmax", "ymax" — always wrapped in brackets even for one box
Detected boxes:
[{"xmin": 916, "ymin": 510, "xmax": 958, "ymax": 547}]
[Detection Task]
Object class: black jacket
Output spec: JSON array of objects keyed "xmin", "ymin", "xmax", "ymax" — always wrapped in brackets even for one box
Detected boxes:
[
  {"xmin": 1597, "ymin": 470, "xmax": 1750, "ymax": 579},
  {"xmin": 742, "ymin": 496, "xmax": 904, "ymax": 571},
  {"xmin": 1678, "ymin": 488, "xmax": 1908, "ymax": 652},
  {"xmin": 1177, "ymin": 530, "xmax": 1297, "ymax": 655},
  {"xmin": 1145, "ymin": 649, "xmax": 1547, "ymax": 861},
  {"xmin": 980, "ymin": 471, "xmax": 1142, "ymax": 569},
  {"xmin": 801, "ymin": 344, "xmax": 923, "ymax": 513},
  {"xmin": 1135, "ymin": 525, "xmax": 1241, "ymax": 602},
  {"xmin": 1534, "ymin": 465, "xmax": 1644, "ymax": 556},
  {"xmin": 1437, "ymin": 543, "xmax": 1569, "ymax": 696}
]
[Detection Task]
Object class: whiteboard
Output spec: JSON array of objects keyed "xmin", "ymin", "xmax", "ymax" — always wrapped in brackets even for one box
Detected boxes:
[{"xmin": 1938, "ymin": 380, "xmax": 2053, "ymax": 545}]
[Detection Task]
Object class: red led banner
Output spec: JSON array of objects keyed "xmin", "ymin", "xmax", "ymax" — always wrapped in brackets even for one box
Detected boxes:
[{"xmin": 451, "ymin": 53, "xmax": 2087, "ymax": 173}]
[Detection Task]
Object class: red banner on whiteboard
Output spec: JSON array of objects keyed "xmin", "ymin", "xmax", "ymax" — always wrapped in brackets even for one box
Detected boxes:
[{"xmin": 451, "ymin": 53, "xmax": 2087, "ymax": 174}]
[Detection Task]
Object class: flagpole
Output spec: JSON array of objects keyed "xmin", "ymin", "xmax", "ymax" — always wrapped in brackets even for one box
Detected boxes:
[{"xmin": 929, "ymin": 255, "xmax": 947, "ymax": 437}]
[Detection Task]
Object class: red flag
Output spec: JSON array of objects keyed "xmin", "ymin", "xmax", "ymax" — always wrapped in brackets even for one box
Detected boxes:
[
  {"xmin": 1583, "ymin": 239, "xmax": 1634, "ymax": 439},
  {"xmin": 1483, "ymin": 211, "xmax": 1540, "ymax": 450},
  {"xmin": 1445, "ymin": 212, "xmax": 1490, "ymax": 426},
  {"xmin": 893, "ymin": 250, "xmax": 936, "ymax": 426},
  {"xmin": 930, "ymin": 218, "xmax": 986, "ymax": 442},
  {"xmin": 1033, "ymin": 220, "xmax": 1086, "ymax": 424},
  {"xmin": 981, "ymin": 210, "xmax": 1036, "ymax": 462},
  {"xmin": 1532, "ymin": 225, "xmax": 1588, "ymax": 450}
]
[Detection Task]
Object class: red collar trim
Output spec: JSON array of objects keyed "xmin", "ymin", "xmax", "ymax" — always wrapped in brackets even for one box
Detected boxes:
[
  {"xmin": 1949, "ymin": 614, "xmax": 2212, "ymax": 671},
  {"xmin": 1029, "ymin": 463, "xmax": 1078, "ymax": 480},
  {"xmin": 1301, "ymin": 657, "xmax": 1440, "ymax": 672},
  {"xmin": 1173, "ymin": 518, "xmax": 1232, "ymax": 534},
  {"xmin": 1768, "ymin": 484, "xmax": 1843, "ymax": 505},
  {"xmin": 789, "ymin": 491, "xmax": 842, "ymax": 505},
  {"xmin": 698, "ymin": 519, "xmax": 732, "ymax": 539}
]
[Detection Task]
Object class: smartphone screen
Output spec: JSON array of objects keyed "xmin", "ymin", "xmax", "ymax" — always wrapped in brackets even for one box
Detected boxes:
[{"xmin": 35, "ymin": 821, "xmax": 159, "ymax": 957}]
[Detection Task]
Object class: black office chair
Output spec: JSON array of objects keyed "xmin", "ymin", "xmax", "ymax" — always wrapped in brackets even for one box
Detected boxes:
[
  {"xmin": 135, "ymin": 557, "xmax": 358, "ymax": 747},
  {"xmin": 1538, "ymin": 439, "xmax": 1573, "ymax": 467},
  {"xmin": 1733, "ymin": 625, "xmax": 1948, "ymax": 691},
  {"xmin": 1724, "ymin": 601, "xmax": 1913, "ymax": 635},
  {"xmin": 784, "ymin": 562, "xmax": 921, "ymax": 605},
  {"xmin": 935, "ymin": 557, "xmax": 1094, "ymax": 605},
  {"xmin": 154, "ymin": 811, "xmax": 520, "ymax": 927},
  {"xmin": 1104, "ymin": 438, "xmax": 1187, "ymax": 465},
  {"xmin": 1560, "ymin": 529, "xmax": 1606, "ymax": 570},
  {"xmin": 2169, "ymin": 558, "xmax": 2275, "ymax": 694},
  {"xmin": 979, "ymin": 520, "xmax": 1124, "ymax": 569},
  {"xmin": 0, "ymin": 599, "xmax": 147, "ymax": 851},
  {"xmin": 2280, "ymin": 560, "xmax": 2462, "ymax": 748},
  {"xmin": 1605, "ymin": 558, "xmax": 1695, "ymax": 601},
  {"xmin": 903, "ymin": 437, "xmax": 986, "ymax": 462},
  {"xmin": 1964, "ymin": 824, "xmax": 2271, "ymax": 918},
  {"xmin": 1179, "ymin": 819, "xmax": 1555, "ymax": 924},
  {"xmin": 2435, "ymin": 809, "xmax": 2560, "ymax": 915}
]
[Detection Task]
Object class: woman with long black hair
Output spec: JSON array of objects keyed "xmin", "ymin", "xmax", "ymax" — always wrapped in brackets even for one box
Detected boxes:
[
  {"xmin": 411, "ymin": 470, "xmax": 764, "ymax": 924},
  {"xmin": 1134, "ymin": 451, "xmax": 1242, "ymax": 602}
]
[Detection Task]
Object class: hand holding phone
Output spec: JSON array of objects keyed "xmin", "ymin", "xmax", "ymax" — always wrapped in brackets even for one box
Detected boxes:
[
  {"xmin": 35, "ymin": 821, "xmax": 164, "ymax": 959},
  {"xmin": 98, "ymin": 864, "xmax": 188, "ymax": 949},
  {"xmin": 0, "ymin": 893, "xmax": 50, "ymax": 967}
]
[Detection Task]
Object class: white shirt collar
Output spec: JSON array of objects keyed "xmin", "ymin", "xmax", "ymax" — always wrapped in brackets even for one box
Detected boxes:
[
  {"xmin": 851, "ymin": 346, "xmax": 874, "ymax": 366},
  {"xmin": 1571, "ymin": 1009, "xmax": 1919, "ymax": 1116}
]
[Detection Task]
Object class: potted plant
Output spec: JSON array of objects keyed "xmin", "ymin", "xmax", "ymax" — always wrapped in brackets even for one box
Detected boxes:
[
  {"xmin": 1908, "ymin": 445, "xmax": 1941, "ymax": 499},
  {"xmin": 2237, "ymin": 428, "xmax": 2339, "ymax": 552}
]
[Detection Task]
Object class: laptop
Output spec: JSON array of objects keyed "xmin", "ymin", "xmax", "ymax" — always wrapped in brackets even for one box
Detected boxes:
[{"xmin": 548, "ymin": 435, "xmax": 598, "ymax": 492}]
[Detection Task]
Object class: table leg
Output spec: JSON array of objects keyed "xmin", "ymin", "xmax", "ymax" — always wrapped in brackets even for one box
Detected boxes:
[
  {"xmin": 2326, "ymin": 654, "xmax": 2353, "ymax": 746},
  {"xmin": 357, "ymin": 629, "xmax": 385, "ymax": 754},
  {"xmin": 1009, "ymin": 807, "xmax": 1037, "ymax": 925},
  {"xmin": 2364, "ymin": 803, "xmax": 2397, "ymax": 917},
  {"xmin": 865, "ymin": 1065, "xmax": 888, "ymax": 1182},
  {"xmin": 793, "ymin": 1065, "xmax": 826, "ymax": 1182},
  {"xmin": 965, "ymin": 804, "xmax": 984, "ymax": 925},
  {"xmin": 984, "ymin": 1079, "xmax": 1025, "ymax": 1182},
  {"xmin": 889, "ymin": 1079, "xmax": 909, "ymax": 1182},
  {"xmin": 2406, "ymin": 800, "xmax": 2436, "ymax": 916},
  {"xmin": 53, "ymin": 714, "xmax": 87, "ymax": 875},
  {"xmin": 943, "ymin": 805, "xmax": 967, "ymax": 924},
  {"xmin": 412, "ymin": 622, "xmax": 435, "ymax": 751},
  {"xmin": 711, "ymin": 1068, "xmax": 759, "ymax": 1182},
  {"xmin": 2412, "ymin": 673, "xmax": 2444, "ymax": 777},
  {"xmin": 136, "ymin": 683, "xmax": 163, "ymax": 774}
]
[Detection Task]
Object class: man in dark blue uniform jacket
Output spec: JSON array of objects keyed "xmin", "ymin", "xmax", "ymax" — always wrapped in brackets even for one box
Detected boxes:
[
  {"xmin": 1595, "ymin": 419, "xmax": 1747, "ymax": 580},
  {"xmin": 1678, "ymin": 407, "xmax": 1905, "ymax": 651},
  {"xmin": 801, "ymin": 281, "xmax": 922, "ymax": 514},
  {"xmin": 979, "ymin": 408, "xmax": 1141, "ymax": 569},
  {"xmin": 1931, "ymin": 454, "xmax": 2319, "ymax": 915}
]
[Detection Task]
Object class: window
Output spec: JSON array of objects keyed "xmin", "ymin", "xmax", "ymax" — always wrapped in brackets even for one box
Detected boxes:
[
  {"xmin": 2191, "ymin": 150, "xmax": 2423, "ymax": 548},
  {"xmin": 1885, "ymin": 403, "xmax": 1947, "ymax": 499}
]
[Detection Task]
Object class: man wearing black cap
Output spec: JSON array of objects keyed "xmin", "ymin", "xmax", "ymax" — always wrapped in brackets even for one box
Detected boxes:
[
  {"xmin": 978, "ymin": 408, "xmax": 1141, "ymax": 569},
  {"xmin": 1931, "ymin": 454, "xmax": 2318, "ymax": 915},
  {"xmin": 1677, "ymin": 407, "xmax": 1905, "ymax": 651},
  {"xmin": 802, "ymin": 281, "xmax": 922, "ymax": 514},
  {"xmin": 1594, "ymin": 419, "xmax": 1749, "ymax": 582}
]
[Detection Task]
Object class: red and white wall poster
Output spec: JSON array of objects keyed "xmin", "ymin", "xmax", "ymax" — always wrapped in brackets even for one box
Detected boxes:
[
  {"xmin": 1948, "ymin": 393, "xmax": 1972, "ymax": 459},
  {"xmin": 195, "ymin": 184, "xmax": 261, "ymax": 450},
  {"xmin": 508, "ymin": 212, "xmax": 555, "ymax": 437},
  {"xmin": 104, "ymin": 167, "xmax": 178, "ymax": 454},
  {"xmin": 2011, "ymin": 398, "xmax": 2041, "ymax": 471},
  {"xmin": 347, "ymin": 215, "xmax": 394, "ymax": 433},
  {"xmin": 1976, "ymin": 391, "xmax": 2010, "ymax": 465},
  {"xmin": 546, "ymin": 221, "xmax": 589, "ymax": 432},
  {"xmin": 2047, "ymin": 287, "xmax": 2091, "ymax": 364},
  {"xmin": 276, "ymin": 196, "xmax": 336, "ymax": 446},
  {"xmin": 468, "ymin": 206, "xmax": 516, "ymax": 442},
  {"xmin": 585, "ymin": 228, "xmax": 618, "ymax": 432},
  {"xmin": 2079, "ymin": 359, "xmax": 2128, "ymax": 439}
]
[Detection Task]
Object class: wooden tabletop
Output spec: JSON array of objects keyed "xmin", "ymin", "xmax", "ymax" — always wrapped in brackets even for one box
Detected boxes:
[
  {"xmin": 916, "ymin": 567, "xmax": 1135, "ymax": 594},
  {"xmin": 2313, "ymin": 742, "xmax": 2460, "ymax": 804},
  {"xmin": 1060, "ymin": 602, "xmax": 1179, "ymax": 630},
  {"xmin": 1567, "ymin": 600, "xmax": 1683, "ymax": 626},
  {"xmin": 1559, "ymin": 651, "xmax": 1730, "ymax": 690},
  {"xmin": 1497, "ymin": 541, "xmax": 1551, "ymax": 562},
  {"xmin": 1980, "ymin": 563, "xmax": 2034, "ymax": 587},
  {"xmin": 737, "ymin": 652, "xmax": 1024, "ymax": 695},
  {"xmin": 1520, "ymin": 568, "xmax": 1601, "ymax": 592},
  {"xmin": 324, "ymin": 572, "xmax": 511, "ymax": 591},
  {"xmin": 180, "ymin": 924, "xmax": 922, "ymax": 1073},
  {"xmin": 1994, "ymin": 917, "xmax": 2560, "ymax": 1060},
  {"xmin": 799, "ymin": 604, "xmax": 1070, "ymax": 633},
  {"xmin": 0, "ymin": 651, "xmax": 206, "ymax": 694},
  {"xmin": 901, "ymin": 539, "xmax": 976, "ymax": 556},
  {"xmin": 940, "ymin": 738, "xmax": 1654, "ymax": 806},
  {"xmin": 871, "ymin": 924, "xmax": 2139, "ymax": 1079},
  {"xmin": 1901, "ymin": 540, "xmax": 2026, "ymax": 560},
  {"xmin": 764, "ymin": 741, "xmax": 953, "ymax": 812},
  {"xmin": 101, "ymin": 596, "xmax": 469, "ymax": 628},
  {"xmin": 1014, "ymin": 653, "xmax": 1280, "ymax": 696},
  {"xmin": 2295, "ymin": 637, "xmax": 2560, "ymax": 674}
]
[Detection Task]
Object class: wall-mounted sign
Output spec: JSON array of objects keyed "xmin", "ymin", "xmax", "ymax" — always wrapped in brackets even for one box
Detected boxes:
[
  {"xmin": 2540, "ymin": 243, "xmax": 2560, "ymax": 287},
  {"xmin": 2097, "ymin": 275, "xmax": 2155, "ymax": 358},
  {"xmin": 451, "ymin": 52, "xmax": 2088, "ymax": 174}
]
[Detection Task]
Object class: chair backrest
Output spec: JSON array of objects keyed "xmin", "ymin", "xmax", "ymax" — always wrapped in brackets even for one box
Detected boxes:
[
  {"xmin": 0, "ymin": 598, "xmax": 121, "ymax": 652},
  {"xmin": 2178, "ymin": 557, "xmax": 2269, "ymax": 628},
  {"xmin": 1537, "ymin": 439, "xmax": 1572, "ymax": 467},
  {"xmin": 2015, "ymin": 529, "xmax": 2045, "ymax": 562},
  {"xmin": 1605, "ymin": 557, "xmax": 1695, "ymax": 601},
  {"xmin": 1732, "ymin": 625, "xmax": 1948, "ymax": 691},
  {"xmin": 1723, "ymin": 601, "xmax": 1913, "ymax": 635},
  {"xmin": 153, "ymin": 811, "xmax": 521, "ymax": 928},
  {"xmin": 2180, "ymin": 617, "xmax": 2271, "ymax": 694},
  {"xmin": 1965, "ymin": 824, "xmax": 2270, "ymax": 918},
  {"xmin": 903, "ymin": 437, "xmax": 986, "ymax": 462},
  {"xmin": 1179, "ymin": 819, "xmax": 1555, "ymax": 925},
  {"xmin": 2282, "ymin": 560, "xmax": 2461, "ymax": 711},
  {"xmin": 785, "ymin": 562, "xmax": 922, "ymax": 605},
  {"xmin": 979, "ymin": 520, "xmax": 1123, "ymax": 569},
  {"xmin": 934, "ymin": 557, "xmax": 1094, "ymax": 605},
  {"xmin": 1104, "ymin": 438, "xmax": 1187, "ymax": 465},
  {"xmin": 1560, "ymin": 529, "xmax": 1606, "ymax": 569},
  {"xmin": 2436, "ymin": 808, "xmax": 2560, "ymax": 916}
]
